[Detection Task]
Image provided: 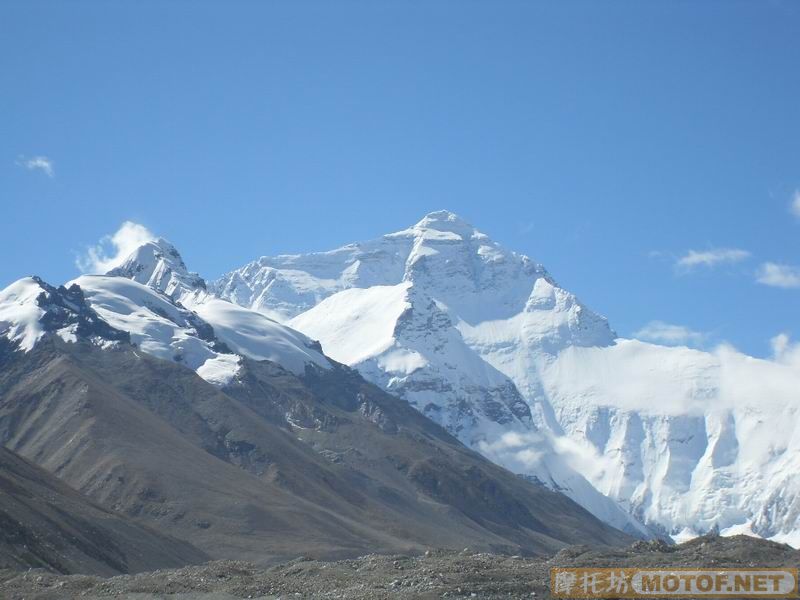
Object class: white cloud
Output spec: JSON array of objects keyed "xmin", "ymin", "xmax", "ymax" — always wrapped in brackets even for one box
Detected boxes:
[
  {"xmin": 676, "ymin": 248, "xmax": 751, "ymax": 270},
  {"xmin": 712, "ymin": 340, "xmax": 800, "ymax": 414},
  {"xmin": 791, "ymin": 190, "xmax": 800, "ymax": 219},
  {"xmin": 634, "ymin": 320, "xmax": 707, "ymax": 346},
  {"xmin": 76, "ymin": 221, "xmax": 156, "ymax": 274},
  {"xmin": 771, "ymin": 333, "xmax": 800, "ymax": 368},
  {"xmin": 16, "ymin": 155, "xmax": 54, "ymax": 177},
  {"xmin": 756, "ymin": 262, "xmax": 800, "ymax": 289},
  {"xmin": 476, "ymin": 431, "xmax": 548, "ymax": 472}
]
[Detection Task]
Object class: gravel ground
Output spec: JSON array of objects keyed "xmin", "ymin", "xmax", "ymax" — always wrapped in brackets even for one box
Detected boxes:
[{"xmin": 2, "ymin": 535, "xmax": 798, "ymax": 599}]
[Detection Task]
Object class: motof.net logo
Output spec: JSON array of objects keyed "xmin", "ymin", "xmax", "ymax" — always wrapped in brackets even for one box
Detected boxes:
[{"xmin": 550, "ymin": 568, "xmax": 799, "ymax": 598}]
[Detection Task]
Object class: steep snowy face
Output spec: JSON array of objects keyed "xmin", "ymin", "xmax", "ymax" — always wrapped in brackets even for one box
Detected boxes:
[
  {"xmin": 107, "ymin": 238, "xmax": 206, "ymax": 299},
  {"xmin": 530, "ymin": 341, "xmax": 800, "ymax": 542},
  {"xmin": 0, "ymin": 276, "xmax": 130, "ymax": 351},
  {"xmin": 291, "ymin": 282, "xmax": 534, "ymax": 439}
]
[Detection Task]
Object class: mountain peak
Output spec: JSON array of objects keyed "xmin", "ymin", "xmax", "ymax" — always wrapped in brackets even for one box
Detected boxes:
[
  {"xmin": 0, "ymin": 276, "xmax": 130, "ymax": 352},
  {"xmin": 108, "ymin": 238, "xmax": 206, "ymax": 298},
  {"xmin": 410, "ymin": 210, "xmax": 479, "ymax": 238}
]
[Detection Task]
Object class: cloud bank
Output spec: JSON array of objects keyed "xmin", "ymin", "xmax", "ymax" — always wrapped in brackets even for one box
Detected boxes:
[{"xmin": 76, "ymin": 221, "xmax": 156, "ymax": 274}]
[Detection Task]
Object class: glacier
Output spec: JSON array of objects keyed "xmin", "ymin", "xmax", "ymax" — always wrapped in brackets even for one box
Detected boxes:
[{"xmin": 213, "ymin": 210, "xmax": 800, "ymax": 544}]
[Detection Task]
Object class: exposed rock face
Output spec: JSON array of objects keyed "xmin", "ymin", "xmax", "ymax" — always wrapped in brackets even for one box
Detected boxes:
[{"xmin": 32, "ymin": 277, "xmax": 132, "ymax": 345}]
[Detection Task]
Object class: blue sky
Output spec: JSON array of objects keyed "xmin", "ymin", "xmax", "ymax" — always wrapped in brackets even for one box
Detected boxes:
[{"xmin": 2, "ymin": 0, "xmax": 798, "ymax": 357}]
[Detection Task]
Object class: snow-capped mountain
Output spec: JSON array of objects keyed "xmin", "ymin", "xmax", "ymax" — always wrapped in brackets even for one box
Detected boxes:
[
  {"xmin": 0, "ymin": 243, "xmax": 332, "ymax": 388},
  {"xmin": 0, "ymin": 276, "xmax": 131, "ymax": 352},
  {"xmin": 211, "ymin": 211, "xmax": 643, "ymax": 535},
  {"xmin": 4, "ymin": 212, "xmax": 797, "ymax": 545},
  {"xmin": 0, "ymin": 230, "xmax": 634, "ymax": 563},
  {"xmin": 214, "ymin": 210, "xmax": 800, "ymax": 544},
  {"xmin": 107, "ymin": 237, "xmax": 206, "ymax": 299},
  {"xmin": 60, "ymin": 229, "xmax": 636, "ymax": 533}
]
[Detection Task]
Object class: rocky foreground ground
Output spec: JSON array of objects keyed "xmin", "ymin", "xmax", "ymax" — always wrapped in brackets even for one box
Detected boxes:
[{"xmin": 1, "ymin": 535, "xmax": 798, "ymax": 599}]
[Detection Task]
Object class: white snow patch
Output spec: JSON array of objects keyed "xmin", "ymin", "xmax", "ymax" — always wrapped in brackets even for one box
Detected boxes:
[
  {"xmin": 376, "ymin": 348, "xmax": 428, "ymax": 375},
  {"xmin": 56, "ymin": 324, "xmax": 79, "ymax": 344},
  {"xmin": 671, "ymin": 527, "xmax": 700, "ymax": 544},
  {"xmin": 0, "ymin": 278, "xmax": 47, "ymax": 351},
  {"xmin": 769, "ymin": 530, "xmax": 800, "ymax": 548},
  {"xmin": 196, "ymin": 354, "xmax": 241, "ymax": 386},
  {"xmin": 184, "ymin": 293, "xmax": 331, "ymax": 375}
]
